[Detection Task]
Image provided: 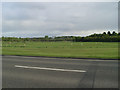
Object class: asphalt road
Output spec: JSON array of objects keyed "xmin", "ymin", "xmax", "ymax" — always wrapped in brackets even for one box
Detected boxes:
[{"xmin": 2, "ymin": 56, "xmax": 118, "ymax": 88}]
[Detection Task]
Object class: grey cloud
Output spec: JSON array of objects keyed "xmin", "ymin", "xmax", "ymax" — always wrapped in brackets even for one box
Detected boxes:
[
  {"xmin": 2, "ymin": 2, "xmax": 118, "ymax": 37},
  {"xmin": 3, "ymin": 2, "xmax": 46, "ymax": 20}
]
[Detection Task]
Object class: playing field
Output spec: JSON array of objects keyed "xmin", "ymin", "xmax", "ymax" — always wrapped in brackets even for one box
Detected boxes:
[{"xmin": 2, "ymin": 41, "xmax": 119, "ymax": 59}]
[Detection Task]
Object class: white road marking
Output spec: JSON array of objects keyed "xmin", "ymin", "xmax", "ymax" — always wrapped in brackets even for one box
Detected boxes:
[{"xmin": 14, "ymin": 65, "xmax": 86, "ymax": 73}]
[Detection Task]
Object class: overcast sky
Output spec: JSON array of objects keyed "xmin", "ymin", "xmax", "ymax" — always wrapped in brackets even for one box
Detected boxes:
[{"xmin": 2, "ymin": 2, "xmax": 118, "ymax": 37}]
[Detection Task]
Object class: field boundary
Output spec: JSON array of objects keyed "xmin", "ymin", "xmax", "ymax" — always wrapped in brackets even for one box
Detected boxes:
[{"xmin": 2, "ymin": 55, "xmax": 119, "ymax": 60}]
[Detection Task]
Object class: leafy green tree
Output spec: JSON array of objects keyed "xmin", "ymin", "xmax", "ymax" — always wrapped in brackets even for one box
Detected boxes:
[
  {"xmin": 112, "ymin": 31, "xmax": 117, "ymax": 36},
  {"xmin": 103, "ymin": 32, "xmax": 106, "ymax": 35},
  {"xmin": 45, "ymin": 35, "xmax": 48, "ymax": 38},
  {"xmin": 107, "ymin": 31, "xmax": 111, "ymax": 36},
  {"xmin": 118, "ymin": 32, "xmax": 120, "ymax": 36}
]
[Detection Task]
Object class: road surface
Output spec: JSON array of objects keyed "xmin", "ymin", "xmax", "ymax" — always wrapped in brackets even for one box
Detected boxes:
[{"xmin": 2, "ymin": 56, "xmax": 118, "ymax": 88}]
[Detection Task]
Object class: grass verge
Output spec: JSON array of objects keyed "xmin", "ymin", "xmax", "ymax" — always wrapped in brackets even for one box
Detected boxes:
[{"xmin": 2, "ymin": 41, "xmax": 119, "ymax": 59}]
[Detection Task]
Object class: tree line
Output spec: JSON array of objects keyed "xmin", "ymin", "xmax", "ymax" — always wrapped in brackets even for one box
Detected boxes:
[{"xmin": 1, "ymin": 31, "xmax": 120, "ymax": 42}]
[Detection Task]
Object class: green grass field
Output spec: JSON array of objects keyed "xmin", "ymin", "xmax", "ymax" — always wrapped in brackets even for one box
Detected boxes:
[{"xmin": 2, "ymin": 41, "xmax": 119, "ymax": 59}]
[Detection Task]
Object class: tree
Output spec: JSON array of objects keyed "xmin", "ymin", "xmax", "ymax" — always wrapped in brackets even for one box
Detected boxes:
[
  {"xmin": 103, "ymin": 32, "xmax": 106, "ymax": 35},
  {"xmin": 118, "ymin": 32, "xmax": 120, "ymax": 36},
  {"xmin": 74, "ymin": 37, "xmax": 81, "ymax": 42},
  {"xmin": 112, "ymin": 31, "xmax": 117, "ymax": 36},
  {"xmin": 107, "ymin": 31, "xmax": 111, "ymax": 36},
  {"xmin": 45, "ymin": 35, "xmax": 48, "ymax": 39}
]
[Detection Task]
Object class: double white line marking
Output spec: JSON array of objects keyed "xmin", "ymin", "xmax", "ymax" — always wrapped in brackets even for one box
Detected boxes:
[{"xmin": 15, "ymin": 65, "xmax": 86, "ymax": 73}]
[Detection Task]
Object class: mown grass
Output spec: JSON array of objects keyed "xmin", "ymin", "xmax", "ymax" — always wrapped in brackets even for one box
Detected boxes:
[{"xmin": 2, "ymin": 41, "xmax": 119, "ymax": 59}]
